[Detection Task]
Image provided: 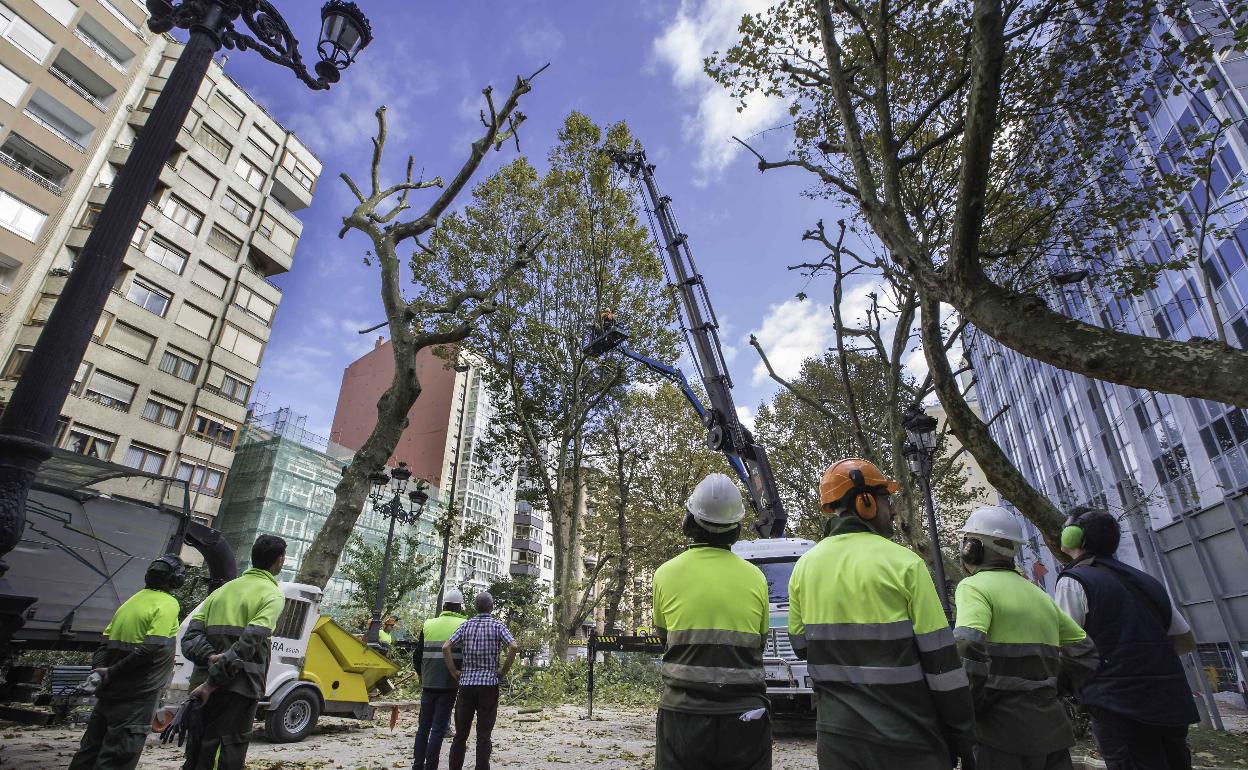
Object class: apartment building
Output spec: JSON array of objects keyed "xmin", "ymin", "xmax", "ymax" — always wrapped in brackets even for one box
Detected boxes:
[
  {"xmin": 0, "ymin": 0, "xmax": 157, "ymax": 316},
  {"xmin": 0, "ymin": 27, "xmax": 322, "ymax": 527},
  {"xmin": 331, "ymin": 343, "xmax": 520, "ymax": 599},
  {"xmin": 965, "ymin": 3, "xmax": 1248, "ymax": 697}
]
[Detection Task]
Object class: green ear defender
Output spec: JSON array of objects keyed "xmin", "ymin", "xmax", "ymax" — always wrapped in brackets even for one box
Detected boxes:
[{"xmin": 1061, "ymin": 525, "xmax": 1085, "ymax": 550}]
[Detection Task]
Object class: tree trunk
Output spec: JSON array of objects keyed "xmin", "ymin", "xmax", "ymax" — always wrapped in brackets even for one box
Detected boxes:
[
  {"xmin": 919, "ymin": 294, "xmax": 1066, "ymax": 556},
  {"xmin": 603, "ymin": 500, "xmax": 629, "ymax": 633},
  {"xmin": 297, "ymin": 359, "xmax": 418, "ymax": 587}
]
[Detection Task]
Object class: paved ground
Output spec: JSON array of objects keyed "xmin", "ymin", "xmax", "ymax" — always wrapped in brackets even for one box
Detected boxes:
[{"xmin": 0, "ymin": 705, "xmax": 820, "ymax": 770}]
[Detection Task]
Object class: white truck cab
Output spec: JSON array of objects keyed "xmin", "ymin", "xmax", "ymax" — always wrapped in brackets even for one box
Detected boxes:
[{"xmin": 732, "ymin": 537, "xmax": 816, "ymax": 715}]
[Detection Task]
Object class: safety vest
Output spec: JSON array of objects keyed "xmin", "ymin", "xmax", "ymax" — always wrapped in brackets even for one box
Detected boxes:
[
  {"xmin": 652, "ymin": 544, "xmax": 769, "ymax": 715},
  {"xmin": 788, "ymin": 517, "xmax": 974, "ymax": 750},
  {"xmin": 182, "ymin": 568, "xmax": 285, "ymax": 699},
  {"xmin": 379, "ymin": 628, "xmax": 394, "ymax": 645},
  {"xmin": 419, "ymin": 611, "xmax": 466, "ymax": 690},
  {"xmin": 954, "ymin": 567, "xmax": 1098, "ymax": 754},
  {"xmin": 93, "ymin": 588, "xmax": 180, "ymax": 702}
]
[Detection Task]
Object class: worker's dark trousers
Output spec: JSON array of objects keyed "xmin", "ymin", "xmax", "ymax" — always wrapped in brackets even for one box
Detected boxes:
[
  {"xmin": 412, "ymin": 687, "xmax": 457, "ymax": 770},
  {"xmin": 815, "ymin": 732, "xmax": 950, "ymax": 770},
  {"xmin": 655, "ymin": 708, "xmax": 771, "ymax": 770},
  {"xmin": 182, "ymin": 691, "xmax": 257, "ymax": 770},
  {"xmin": 68, "ymin": 694, "xmax": 156, "ymax": 770},
  {"xmin": 448, "ymin": 685, "xmax": 499, "ymax": 770},
  {"xmin": 1088, "ymin": 707, "xmax": 1192, "ymax": 770},
  {"xmin": 974, "ymin": 745, "xmax": 1074, "ymax": 770}
]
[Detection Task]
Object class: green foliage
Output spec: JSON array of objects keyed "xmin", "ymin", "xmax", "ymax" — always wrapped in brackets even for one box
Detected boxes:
[
  {"xmin": 488, "ymin": 575, "xmax": 548, "ymax": 657},
  {"xmin": 170, "ymin": 565, "xmax": 212, "ymax": 620},
  {"xmin": 336, "ymin": 532, "xmax": 437, "ymax": 620},
  {"xmin": 502, "ymin": 656, "xmax": 660, "ymax": 709}
]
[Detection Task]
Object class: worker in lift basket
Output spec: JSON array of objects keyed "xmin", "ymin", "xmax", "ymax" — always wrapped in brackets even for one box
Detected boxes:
[
  {"xmin": 179, "ymin": 534, "xmax": 287, "ymax": 770},
  {"xmin": 788, "ymin": 458, "xmax": 976, "ymax": 769},
  {"xmin": 652, "ymin": 472, "xmax": 772, "ymax": 770},
  {"xmin": 953, "ymin": 505, "xmax": 1099, "ymax": 770},
  {"xmin": 69, "ymin": 555, "xmax": 186, "ymax": 770}
]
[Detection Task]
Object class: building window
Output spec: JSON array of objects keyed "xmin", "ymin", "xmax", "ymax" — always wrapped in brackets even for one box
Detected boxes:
[
  {"xmin": 248, "ymin": 129, "xmax": 278, "ymax": 159},
  {"xmin": 207, "ymin": 226, "xmax": 242, "ymax": 260},
  {"xmin": 125, "ymin": 277, "xmax": 171, "ymax": 316},
  {"xmin": 144, "ymin": 236, "xmax": 188, "ymax": 274},
  {"xmin": 233, "ymin": 284, "xmax": 275, "ymax": 325},
  {"xmin": 162, "ymin": 196, "xmax": 202, "ymax": 234},
  {"xmin": 194, "ymin": 123, "xmax": 232, "ymax": 164},
  {"xmin": 207, "ymin": 366, "xmax": 251, "ymax": 405},
  {"xmin": 123, "ymin": 442, "xmax": 167, "ymax": 474},
  {"xmin": 83, "ymin": 369, "xmax": 136, "ymax": 412},
  {"xmin": 175, "ymin": 301, "xmax": 215, "ymax": 338},
  {"xmin": 182, "ymin": 160, "xmax": 218, "ymax": 198},
  {"xmin": 158, "ymin": 347, "xmax": 200, "ymax": 382},
  {"xmin": 62, "ymin": 424, "xmax": 117, "ymax": 460},
  {"xmin": 0, "ymin": 60, "xmax": 26, "ymax": 107},
  {"xmin": 221, "ymin": 191, "xmax": 254, "ymax": 225},
  {"xmin": 511, "ymin": 549, "xmax": 539, "ymax": 566},
  {"xmin": 142, "ymin": 395, "xmax": 184, "ymax": 429},
  {"xmin": 218, "ymin": 322, "xmax": 263, "ymax": 364},
  {"xmin": 0, "ymin": 189, "xmax": 48, "ymax": 240},
  {"xmin": 176, "ymin": 459, "xmax": 225, "ymax": 497},
  {"xmin": 234, "ymin": 156, "xmax": 266, "ymax": 190},
  {"xmin": 513, "ymin": 524, "xmax": 539, "ymax": 542},
  {"xmin": 105, "ymin": 321, "xmax": 156, "ymax": 362},
  {"xmin": 257, "ymin": 212, "xmax": 296, "ymax": 252},
  {"xmin": 191, "ymin": 263, "xmax": 229, "ymax": 298},
  {"xmin": 543, "ymin": 556, "xmax": 552, "ymax": 570},
  {"xmin": 281, "ymin": 151, "xmax": 315, "ymax": 191},
  {"xmin": 0, "ymin": 253, "xmax": 17, "ymax": 292},
  {"xmin": 208, "ymin": 92, "xmax": 244, "ymax": 130},
  {"xmin": 130, "ymin": 221, "xmax": 151, "ymax": 248},
  {"xmin": 189, "ymin": 410, "xmax": 238, "ymax": 448},
  {"xmin": 1, "ymin": 345, "xmax": 30, "ymax": 379},
  {"xmin": 0, "ymin": 5, "xmax": 54, "ymax": 63},
  {"xmin": 79, "ymin": 203, "xmax": 102, "ymax": 229}
]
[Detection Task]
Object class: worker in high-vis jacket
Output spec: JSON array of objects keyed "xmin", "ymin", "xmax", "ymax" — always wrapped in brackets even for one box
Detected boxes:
[
  {"xmin": 180, "ymin": 535, "xmax": 287, "ymax": 770},
  {"xmin": 69, "ymin": 555, "xmax": 185, "ymax": 770},
  {"xmin": 953, "ymin": 506, "xmax": 1099, "ymax": 770},
  {"xmin": 790, "ymin": 458, "xmax": 976, "ymax": 770},
  {"xmin": 652, "ymin": 473, "xmax": 771, "ymax": 770},
  {"xmin": 412, "ymin": 589, "xmax": 467, "ymax": 770}
]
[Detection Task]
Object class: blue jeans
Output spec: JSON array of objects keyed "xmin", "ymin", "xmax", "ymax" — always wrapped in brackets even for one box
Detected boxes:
[{"xmin": 413, "ymin": 688, "xmax": 457, "ymax": 770}]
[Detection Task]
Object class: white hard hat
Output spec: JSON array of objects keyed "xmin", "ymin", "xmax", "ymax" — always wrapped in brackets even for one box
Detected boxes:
[
  {"xmin": 687, "ymin": 473, "xmax": 746, "ymax": 531},
  {"xmin": 960, "ymin": 506, "xmax": 1025, "ymax": 543},
  {"xmin": 444, "ymin": 589, "xmax": 464, "ymax": 605}
]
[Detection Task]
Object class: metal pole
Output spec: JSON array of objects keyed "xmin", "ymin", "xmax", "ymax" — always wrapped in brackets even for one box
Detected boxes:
[
  {"xmin": 368, "ymin": 495, "xmax": 398, "ymax": 644},
  {"xmin": 434, "ymin": 368, "xmax": 471, "ymax": 610},
  {"xmin": 0, "ymin": 7, "xmax": 228, "ymax": 569},
  {"xmin": 919, "ymin": 471, "xmax": 951, "ymax": 618}
]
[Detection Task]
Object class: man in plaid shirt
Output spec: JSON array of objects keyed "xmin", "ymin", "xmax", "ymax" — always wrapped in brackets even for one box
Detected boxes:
[{"xmin": 442, "ymin": 591, "xmax": 518, "ymax": 770}]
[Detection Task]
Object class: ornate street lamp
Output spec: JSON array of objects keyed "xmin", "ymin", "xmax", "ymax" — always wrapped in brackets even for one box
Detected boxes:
[
  {"xmin": 901, "ymin": 403, "xmax": 951, "ymax": 617},
  {"xmin": 0, "ymin": 0, "xmax": 372, "ymax": 571},
  {"xmin": 366, "ymin": 462, "xmax": 428, "ymax": 645}
]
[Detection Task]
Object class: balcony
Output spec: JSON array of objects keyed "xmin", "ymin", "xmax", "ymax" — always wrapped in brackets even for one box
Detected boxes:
[
  {"xmin": 97, "ymin": 0, "xmax": 146, "ymax": 41},
  {"xmin": 510, "ymin": 563, "xmax": 540, "ymax": 578},
  {"xmin": 49, "ymin": 51, "xmax": 116, "ymax": 113},
  {"xmin": 0, "ymin": 134, "xmax": 71, "ymax": 195},
  {"xmin": 23, "ymin": 91, "xmax": 93, "ymax": 153},
  {"xmin": 71, "ymin": 19, "xmax": 132, "ymax": 74}
]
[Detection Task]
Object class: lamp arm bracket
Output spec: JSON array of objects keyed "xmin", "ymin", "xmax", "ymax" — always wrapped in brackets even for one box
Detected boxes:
[{"xmin": 223, "ymin": 1, "xmax": 329, "ymax": 90}]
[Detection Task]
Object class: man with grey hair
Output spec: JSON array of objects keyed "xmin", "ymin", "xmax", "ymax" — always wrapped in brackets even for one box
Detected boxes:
[{"xmin": 443, "ymin": 591, "xmax": 518, "ymax": 770}]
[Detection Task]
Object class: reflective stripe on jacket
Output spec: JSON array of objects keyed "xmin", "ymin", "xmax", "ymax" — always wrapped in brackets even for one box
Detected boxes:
[
  {"xmin": 418, "ymin": 611, "xmax": 466, "ymax": 690},
  {"xmin": 92, "ymin": 588, "xmax": 180, "ymax": 702},
  {"xmin": 652, "ymin": 544, "xmax": 769, "ymax": 715},
  {"xmin": 953, "ymin": 566, "xmax": 1098, "ymax": 754},
  {"xmin": 181, "ymin": 568, "xmax": 285, "ymax": 699},
  {"xmin": 788, "ymin": 517, "xmax": 974, "ymax": 750}
]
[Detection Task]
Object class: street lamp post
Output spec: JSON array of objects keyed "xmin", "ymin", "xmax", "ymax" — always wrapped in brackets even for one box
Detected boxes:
[
  {"xmin": 433, "ymin": 362, "xmax": 472, "ymax": 610},
  {"xmin": 901, "ymin": 403, "xmax": 951, "ymax": 617},
  {"xmin": 0, "ymin": 0, "xmax": 372, "ymax": 570},
  {"xmin": 365, "ymin": 461, "xmax": 427, "ymax": 644}
]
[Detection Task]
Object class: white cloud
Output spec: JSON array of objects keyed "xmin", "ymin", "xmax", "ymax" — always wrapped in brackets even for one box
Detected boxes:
[
  {"xmin": 736, "ymin": 405, "xmax": 756, "ymax": 432},
  {"xmin": 652, "ymin": 0, "xmax": 786, "ymax": 183},
  {"xmin": 748, "ymin": 298, "xmax": 836, "ymax": 387},
  {"xmin": 516, "ymin": 18, "xmax": 565, "ymax": 61}
]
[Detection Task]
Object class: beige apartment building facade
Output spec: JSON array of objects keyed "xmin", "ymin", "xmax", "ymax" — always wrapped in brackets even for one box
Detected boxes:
[{"xmin": 0, "ymin": 2, "xmax": 322, "ymax": 526}]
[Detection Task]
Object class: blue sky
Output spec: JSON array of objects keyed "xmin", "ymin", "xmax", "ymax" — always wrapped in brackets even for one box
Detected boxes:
[{"xmin": 224, "ymin": 0, "xmax": 875, "ymax": 437}]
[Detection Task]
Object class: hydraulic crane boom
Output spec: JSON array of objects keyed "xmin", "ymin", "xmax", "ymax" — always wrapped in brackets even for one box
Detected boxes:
[{"xmin": 607, "ymin": 147, "xmax": 787, "ymax": 537}]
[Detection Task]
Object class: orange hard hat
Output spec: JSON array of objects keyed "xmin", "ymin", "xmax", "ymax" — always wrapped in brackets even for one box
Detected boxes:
[{"xmin": 820, "ymin": 458, "xmax": 899, "ymax": 512}]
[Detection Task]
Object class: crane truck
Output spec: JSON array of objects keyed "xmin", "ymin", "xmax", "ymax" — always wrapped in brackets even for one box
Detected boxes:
[{"xmin": 585, "ymin": 146, "xmax": 815, "ymax": 715}]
